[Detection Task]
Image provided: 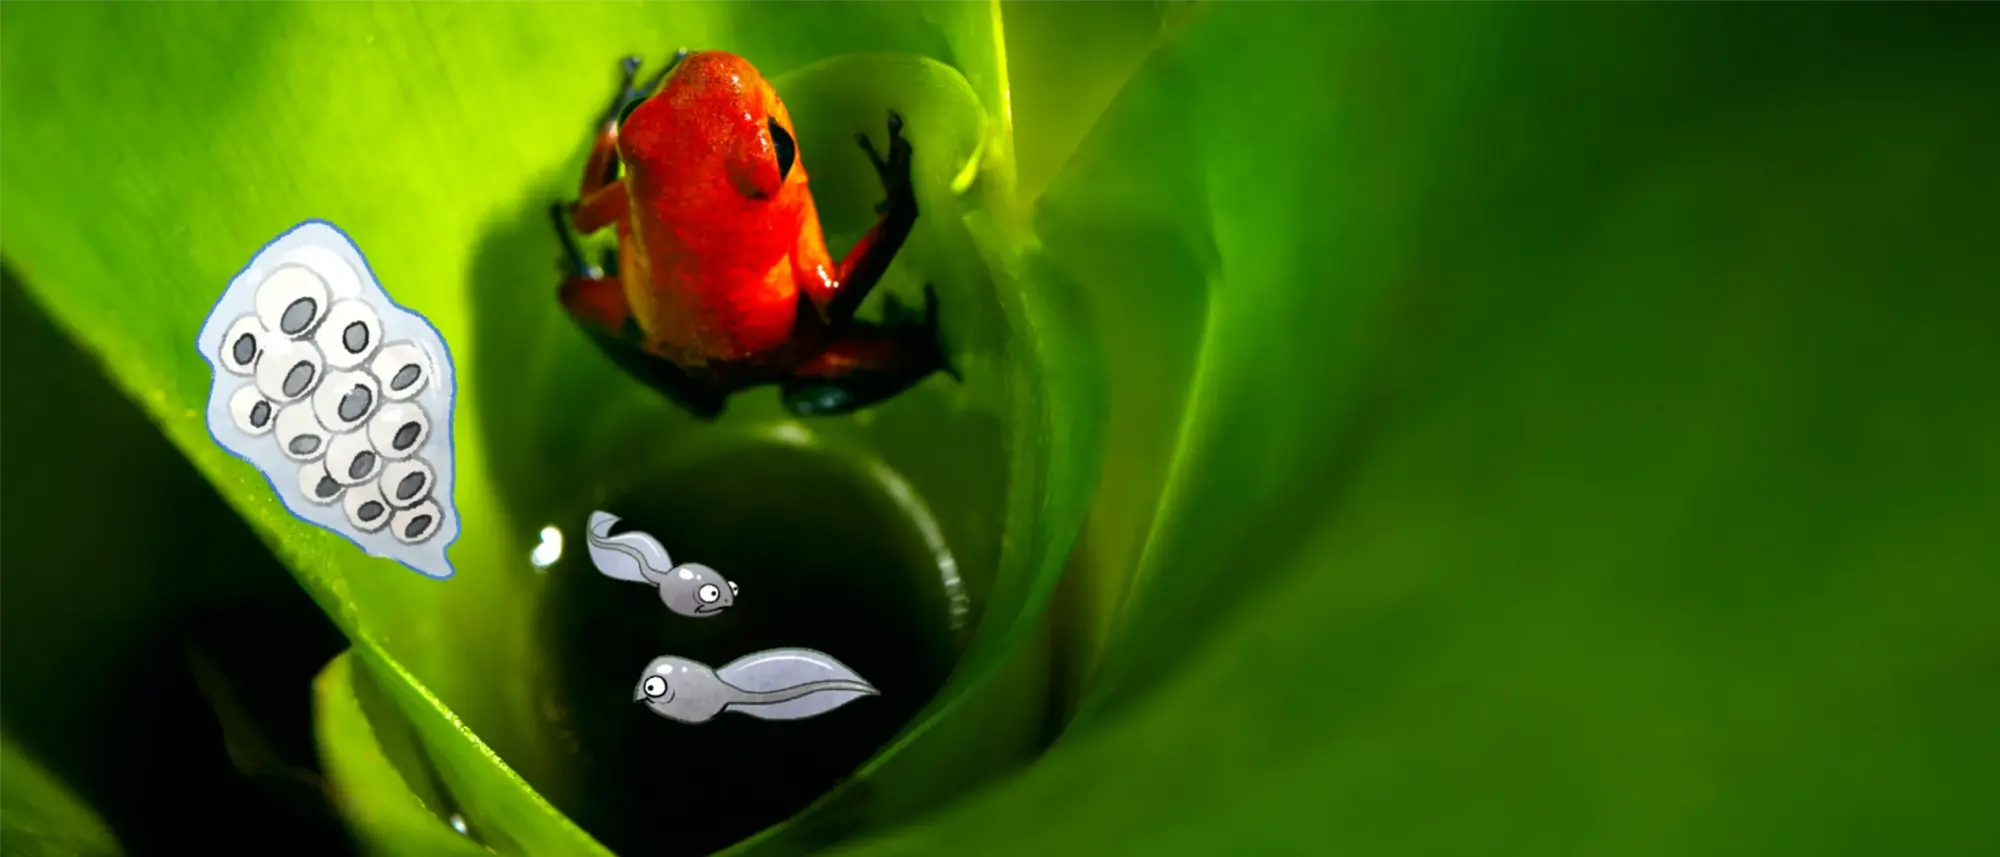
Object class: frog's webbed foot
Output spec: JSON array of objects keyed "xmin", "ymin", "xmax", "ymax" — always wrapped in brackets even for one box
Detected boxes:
[
  {"xmin": 600, "ymin": 49, "xmax": 690, "ymax": 129},
  {"xmin": 545, "ymin": 234, "xmax": 729, "ymax": 422},
  {"xmin": 878, "ymin": 283, "xmax": 936, "ymax": 326},
  {"xmin": 597, "ymin": 55, "xmax": 644, "ymax": 129},
  {"xmin": 563, "ymin": 301, "xmax": 729, "ymax": 422},
  {"xmin": 881, "ymin": 285, "xmax": 957, "ymax": 381},
  {"xmin": 857, "ymin": 110, "xmax": 915, "ymax": 216},
  {"xmin": 780, "ymin": 285, "xmax": 954, "ymax": 417}
]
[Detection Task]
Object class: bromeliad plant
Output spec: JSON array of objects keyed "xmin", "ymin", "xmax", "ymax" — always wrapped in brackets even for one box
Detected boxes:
[{"xmin": 4, "ymin": 2, "xmax": 1998, "ymax": 856}]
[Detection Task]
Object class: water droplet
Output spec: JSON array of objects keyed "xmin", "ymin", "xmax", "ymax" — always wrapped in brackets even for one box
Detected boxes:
[{"xmin": 530, "ymin": 525, "xmax": 563, "ymax": 568}]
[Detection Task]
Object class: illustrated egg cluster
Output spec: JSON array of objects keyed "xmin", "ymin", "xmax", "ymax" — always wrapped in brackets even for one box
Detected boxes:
[{"xmin": 199, "ymin": 221, "xmax": 458, "ymax": 578}]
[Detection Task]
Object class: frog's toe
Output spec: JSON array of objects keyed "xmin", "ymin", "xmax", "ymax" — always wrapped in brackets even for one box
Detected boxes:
[
  {"xmin": 876, "ymin": 285, "xmax": 942, "ymax": 330},
  {"xmin": 917, "ymin": 287, "xmax": 958, "ymax": 382},
  {"xmin": 636, "ymin": 54, "xmax": 680, "ymax": 100},
  {"xmin": 857, "ymin": 131, "xmax": 887, "ymax": 169},
  {"xmin": 600, "ymin": 56, "xmax": 645, "ymax": 125},
  {"xmin": 879, "ymin": 293, "xmax": 911, "ymax": 325},
  {"xmin": 926, "ymin": 320, "xmax": 959, "ymax": 383}
]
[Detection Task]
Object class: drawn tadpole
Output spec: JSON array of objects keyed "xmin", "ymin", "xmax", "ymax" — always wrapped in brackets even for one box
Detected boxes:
[
  {"xmin": 586, "ymin": 511, "xmax": 738, "ymax": 617},
  {"xmin": 634, "ymin": 649, "xmax": 879, "ymax": 724}
]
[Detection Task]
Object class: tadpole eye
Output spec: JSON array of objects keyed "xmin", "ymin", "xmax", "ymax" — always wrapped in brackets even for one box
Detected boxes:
[
  {"xmin": 643, "ymin": 676, "xmax": 668, "ymax": 698},
  {"xmin": 768, "ymin": 118, "xmax": 796, "ymax": 181},
  {"xmin": 697, "ymin": 583, "xmax": 721, "ymax": 604}
]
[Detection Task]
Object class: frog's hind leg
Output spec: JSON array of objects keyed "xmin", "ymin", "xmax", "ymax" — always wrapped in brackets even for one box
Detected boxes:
[
  {"xmin": 549, "ymin": 206, "xmax": 727, "ymax": 420},
  {"xmin": 560, "ymin": 282, "xmax": 730, "ymax": 421},
  {"xmin": 779, "ymin": 286, "xmax": 955, "ymax": 417},
  {"xmin": 598, "ymin": 339, "xmax": 730, "ymax": 421},
  {"xmin": 567, "ymin": 58, "xmax": 637, "ymax": 236}
]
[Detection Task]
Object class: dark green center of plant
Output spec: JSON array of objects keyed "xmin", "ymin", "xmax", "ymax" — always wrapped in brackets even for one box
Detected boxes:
[{"xmin": 538, "ymin": 442, "xmax": 962, "ymax": 856}]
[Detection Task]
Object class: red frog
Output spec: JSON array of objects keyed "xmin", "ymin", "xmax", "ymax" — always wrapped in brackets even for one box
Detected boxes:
[{"xmin": 551, "ymin": 50, "xmax": 954, "ymax": 419}]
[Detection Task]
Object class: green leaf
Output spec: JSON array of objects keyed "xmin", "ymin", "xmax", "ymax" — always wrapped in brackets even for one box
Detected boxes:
[
  {"xmin": 0, "ymin": 280, "xmax": 141, "ymax": 857},
  {"xmin": 0, "ymin": 739, "xmax": 122, "ymax": 857},
  {"xmin": 997, "ymin": 0, "xmax": 1195, "ymax": 208},
  {"xmin": 836, "ymin": 3, "xmax": 2000, "ymax": 855},
  {"xmin": 2, "ymin": 269, "xmax": 351, "ymax": 852},
  {"xmin": 313, "ymin": 650, "xmax": 559, "ymax": 856},
  {"xmin": 2, "ymin": 1, "xmax": 1094, "ymax": 853},
  {"xmin": 311, "ymin": 653, "xmax": 494, "ymax": 857},
  {"xmin": 17, "ymin": 2, "xmax": 1993, "ymax": 856}
]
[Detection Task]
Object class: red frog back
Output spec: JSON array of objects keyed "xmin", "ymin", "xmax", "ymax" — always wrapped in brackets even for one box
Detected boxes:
[{"xmin": 615, "ymin": 51, "xmax": 827, "ymax": 365}]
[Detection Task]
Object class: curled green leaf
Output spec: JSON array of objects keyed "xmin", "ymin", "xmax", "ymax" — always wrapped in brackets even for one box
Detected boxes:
[{"xmin": 0, "ymin": 739, "xmax": 124, "ymax": 857}]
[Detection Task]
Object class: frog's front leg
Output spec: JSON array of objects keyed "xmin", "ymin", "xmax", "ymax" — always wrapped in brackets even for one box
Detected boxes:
[
  {"xmin": 572, "ymin": 52, "xmax": 687, "ymax": 230},
  {"xmin": 779, "ymin": 285, "xmax": 953, "ymax": 417},
  {"xmin": 568, "ymin": 58, "xmax": 646, "ymax": 236},
  {"xmin": 812, "ymin": 111, "xmax": 920, "ymax": 326}
]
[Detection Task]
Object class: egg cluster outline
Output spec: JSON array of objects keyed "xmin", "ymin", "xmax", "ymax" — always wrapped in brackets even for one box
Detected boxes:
[{"xmin": 196, "ymin": 220, "xmax": 459, "ymax": 579}]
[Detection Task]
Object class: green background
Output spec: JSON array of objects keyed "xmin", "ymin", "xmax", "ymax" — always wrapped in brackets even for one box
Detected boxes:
[{"xmin": 4, "ymin": 2, "xmax": 1997, "ymax": 855}]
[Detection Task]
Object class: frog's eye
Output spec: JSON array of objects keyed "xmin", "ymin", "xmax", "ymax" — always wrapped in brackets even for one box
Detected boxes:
[
  {"xmin": 768, "ymin": 118, "xmax": 796, "ymax": 181},
  {"xmin": 642, "ymin": 675, "xmax": 668, "ymax": 699},
  {"xmin": 697, "ymin": 583, "xmax": 721, "ymax": 604}
]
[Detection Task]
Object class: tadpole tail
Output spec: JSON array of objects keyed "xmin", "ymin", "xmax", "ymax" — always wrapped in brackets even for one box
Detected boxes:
[
  {"xmin": 585, "ymin": 511, "xmax": 671, "ymax": 584},
  {"xmin": 587, "ymin": 511, "xmax": 620, "ymax": 540},
  {"xmin": 721, "ymin": 678, "xmax": 880, "ymax": 721},
  {"xmin": 729, "ymin": 680, "xmax": 879, "ymax": 706}
]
